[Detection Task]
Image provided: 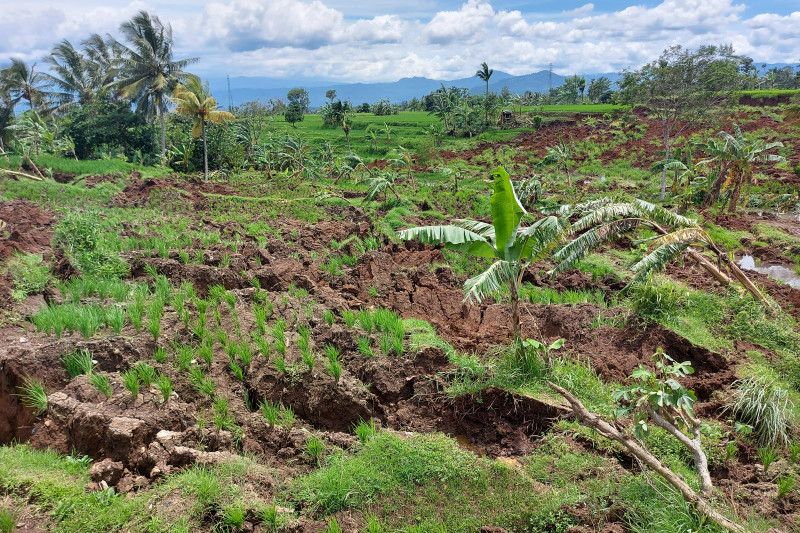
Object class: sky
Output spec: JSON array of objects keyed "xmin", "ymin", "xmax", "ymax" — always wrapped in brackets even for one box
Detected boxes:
[{"xmin": 0, "ymin": 0, "xmax": 798, "ymax": 82}]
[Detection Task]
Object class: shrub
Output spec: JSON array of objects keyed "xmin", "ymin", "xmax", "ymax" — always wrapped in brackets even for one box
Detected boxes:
[
  {"xmin": 6, "ymin": 253, "xmax": 50, "ymax": 300},
  {"xmin": 727, "ymin": 370, "xmax": 792, "ymax": 448}
]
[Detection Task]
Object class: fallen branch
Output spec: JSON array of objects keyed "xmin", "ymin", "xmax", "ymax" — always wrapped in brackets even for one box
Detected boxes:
[
  {"xmin": 548, "ymin": 381, "xmax": 745, "ymax": 533},
  {"xmin": 0, "ymin": 168, "xmax": 43, "ymax": 181}
]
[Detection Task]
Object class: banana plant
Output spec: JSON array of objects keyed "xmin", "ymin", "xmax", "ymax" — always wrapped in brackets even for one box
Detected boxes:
[{"xmin": 398, "ymin": 166, "xmax": 565, "ymax": 342}]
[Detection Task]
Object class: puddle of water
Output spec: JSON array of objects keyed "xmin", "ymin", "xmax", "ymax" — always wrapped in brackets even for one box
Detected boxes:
[{"xmin": 738, "ymin": 255, "xmax": 800, "ymax": 289}]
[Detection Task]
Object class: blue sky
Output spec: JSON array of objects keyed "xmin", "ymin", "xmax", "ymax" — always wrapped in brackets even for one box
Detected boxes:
[{"xmin": 1, "ymin": 1, "xmax": 798, "ymax": 81}]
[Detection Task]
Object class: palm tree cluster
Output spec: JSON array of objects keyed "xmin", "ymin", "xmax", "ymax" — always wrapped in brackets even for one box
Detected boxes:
[{"xmin": 0, "ymin": 10, "xmax": 203, "ymax": 160}]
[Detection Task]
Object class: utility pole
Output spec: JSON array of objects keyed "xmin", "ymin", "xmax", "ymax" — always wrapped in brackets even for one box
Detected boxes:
[
  {"xmin": 548, "ymin": 63, "xmax": 553, "ymax": 93},
  {"xmin": 227, "ymin": 75, "xmax": 232, "ymax": 111}
]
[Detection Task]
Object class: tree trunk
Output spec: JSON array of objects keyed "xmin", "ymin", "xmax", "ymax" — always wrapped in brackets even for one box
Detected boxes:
[
  {"xmin": 549, "ymin": 382, "xmax": 746, "ymax": 533},
  {"xmin": 703, "ymin": 163, "xmax": 728, "ymax": 207},
  {"xmin": 660, "ymin": 132, "xmax": 670, "ymax": 200},
  {"xmin": 202, "ymin": 120, "xmax": 209, "ymax": 181},
  {"xmin": 158, "ymin": 105, "xmax": 167, "ymax": 160}
]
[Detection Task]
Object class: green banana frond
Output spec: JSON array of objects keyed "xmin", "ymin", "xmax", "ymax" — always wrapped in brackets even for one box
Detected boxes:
[
  {"xmin": 463, "ymin": 260, "xmax": 518, "ymax": 303},
  {"xmin": 514, "ymin": 216, "xmax": 566, "ymax": 261},
  {"xmin": 453, "ymin": 219, "xmax": 495, "ymax": 242},
  {"xmin": 630, "ymin": 242, "xmax": 690, "ymax": 284},
  {"xmin": 397, "ymin": 225, "xmax": 496, "ymax": 259},
  {"xmin": 647, "ymin": 227, "xmax": 709, "ymax": 249},
  {"xmin": 551, "ymin": 218, "xmax": 641, "ymax": 274},
  {"xmin": 571, "ymin": 203, "xmax": 643, "ymax": 233}
]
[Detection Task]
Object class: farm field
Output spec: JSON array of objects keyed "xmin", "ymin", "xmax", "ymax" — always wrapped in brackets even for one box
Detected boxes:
[
  {"xmin": 2, "ymin": 95, "xmax": 800, "ymax": 533},
  {"xmin": 2, "ymin": 7, "xmax": 800, "ymax": 531}
]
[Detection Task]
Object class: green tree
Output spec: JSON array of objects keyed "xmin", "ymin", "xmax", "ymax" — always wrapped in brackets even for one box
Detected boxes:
[
  {"xmin": 618, "ymin": 45, "xmax": 745, "ymax": 199},
  {"xmin": 284, "ymin": 88, "xmax": 309, "ymax": 127},
  {"xmin": 172, "ymin": 76, "xmax": 235, "ymax": 180},
  {"xmin": 587, "ymin": 77, "xmax": 612, "ymax": 103},
  {"xmin": 43, "ymin": 40, "xmax": 98, "ymax": 106},
  {"xmin": 0, "ymin": 59, "xmax": 49, "ymax": 112},
  {"xmin": 399, "ymin": 167, "xmax": 564, "ymax": 342},
  {"xmin": 114, "ymin": 10, "xmax": 198, "ymax": 159},
  {"xmin": 475, "ymin": 62, "xmax": 494, "ymax": 124}
]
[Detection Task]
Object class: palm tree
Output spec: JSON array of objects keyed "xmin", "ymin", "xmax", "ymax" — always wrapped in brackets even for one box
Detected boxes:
[
  {"xmin": 82, "ymin": 34, "xmax": 124, "ymax": 91},
  {"xmin": 172, "ymin": 76, "xmax": 234, "ymax": 179},
  {"xmin": 114, "ymin": 11, "xmax": 197, "ymax": 159},
  {"xmin": 700, "ymin": 125, "xmax": 784, "ymax": 213},
  {"xmin": 399, "ymin": 166, "xmax": 565, "ymax": 343},
  {"xmin": 0, "ymin": 59, "xmax": 49, "ymax": 112},
  {"xmin": 43, "ymin": 40, "xmax": 96, "ymax": 106},
  {"xmin": 476, "ymin": 62, "xmax": 494, "ymax": 125}
]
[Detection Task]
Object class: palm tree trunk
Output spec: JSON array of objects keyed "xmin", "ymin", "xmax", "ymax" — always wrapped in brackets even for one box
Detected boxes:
[
  {"xmin": 158, "ymin": 105, "xmax": 167, "ymax": 160},
  {"xmin": 202, "ymin": 120, "xmax": 209, "ymax": 181}
]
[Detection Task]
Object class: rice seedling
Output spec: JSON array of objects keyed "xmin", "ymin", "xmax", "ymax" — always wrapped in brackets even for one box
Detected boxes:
[
  {"xmin": 777, "ymin": 474, "xmax": 796, "ymax": 499},
  {"xmin": 354, "ymin": 419, "xmax": 377, "ymax": 443},
  {"xmin": 254, "ymin": 335, "xmax": 271, "ymax": 359},
  {"xmin": 273, "ymin": 319, "xmax": 286, "ymax": 356},
  {"xmin": 305, "ymin": 435, "xmax": 326, "ymax": 465},
  {"xmin": 106, "ymin": 306, "xmax": 125, "ymax": 334},
  {"xmin": 89, "ymin": 373, "xmax": 113, "ymax": 398},
  {"xmin": 237, "ymin": 342, "xmax": 253, "ymax": 368},
  {"xmin": 758, "ymin": 447, "xmax": 777, "ymax": 473},
  {"xmin": 62, "ymin": 349, "xmax": 94, "ymax": 378},
  {"xmin": 176, "ymin": 344, "xmax": 193, "ymax": 371},
  {"xmin": 261, "ymin": 400, "xmax": 281, "ymax": 426},
  {"xmin": 133, "ymin": 362, "xmax": 158, "ymax": 386},
  {"xmin": 274, "ymin": 354, "xmax": 287, "ymax": 374},
  {"xmin": 148, "ymin": 299, "xmax": 164, "ymax": 341},
  {"xmin": 18, "ymin": 378, "xmax": 47, "ymax": 414},
  {"xmin": 323, "ymin": 309, "xmax": 335, "ymax": 326},
  {"xmin": 260, "ymin": 505, "xmax": 279, "ymax": 531},
  {"xmin": 121, "ymin": 369, "xmax": 140, "ymax": 399},
  {"xmin": 357, "ymin": 310, "xmax": 374, "ymax": 333},
  {"xmin": 156, "ymin": 375, "xmax": 173, "ymax": 403},
  {"xmin": 229, "ymin": 360, "xmax": 245, "ymax": 381},
  {"xmin": 127, "ymin": 289, "xmax": 146, "ymax": 331},
  {"xmin": 325, "ymin": 517, "xmax": 343, "ymax": 533},
  {"xmin": 198, "ymin": 341, "xmax": 213, "ymax": 366},
  {"xmin": 280, "ymin": 406, "xmax": 296, "ymax": 428},
  {"xmin": 342, "ymin": 310, "xmax": 357, "ymax": 328},
  {"xmin": 324, "ymin": 344, "xmax": 342, "ymax": 383},
  {"xmin": 298, "ymin": 326, "xmax": 315, "ymax": 371},
  {"xmin": 154, "ymin": 346, "xmax": 167, "ymax": 364},
  {"xmin": 727, "ymin": 369, "xmax": 792, "ymax": 448},
  {"xmin": 357, "ymin": 336, "xmax": 374, "ymax": 358},
  {"xmin": 189, "ymin": 367, "xmax": 215, "ymax": 397},
  {"xmin": 254, "ymin": 304, "xmax": 267, "ymax": 335}
]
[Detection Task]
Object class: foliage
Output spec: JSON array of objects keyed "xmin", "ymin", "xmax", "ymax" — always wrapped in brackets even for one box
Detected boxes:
[
  {"xmin": 727, "ymin": 369, "xmax": 793, "ymax": 448},
  {"xmin": 5, "ymin": 252, "xmax": 50, "ymax": 300}
]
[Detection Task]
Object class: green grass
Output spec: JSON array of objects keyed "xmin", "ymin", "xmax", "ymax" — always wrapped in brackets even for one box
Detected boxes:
[
  {"xmin": 519, "ymin": 103, "xmax": 628, "ymax": 114},
  {"xmin": 0, "ymin": 153, "xmax": 166, "ymax": 177}
]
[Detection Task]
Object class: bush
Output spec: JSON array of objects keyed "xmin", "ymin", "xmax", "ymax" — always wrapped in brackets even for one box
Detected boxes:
[
  {"xmin": 52, "ymin": 211, "xmax": 127, "ymax": 278},
  {"xmin": 63, "ymin": 99, "xmax": 157, "ymax": 161},
  {"xmin": 6, "ymin": 253, "xmax": 50, "ymax": 300}
]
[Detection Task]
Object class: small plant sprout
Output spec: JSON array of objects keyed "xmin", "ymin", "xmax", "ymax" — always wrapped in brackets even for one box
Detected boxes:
[
  {"xmin": 342, "ymin": 310, "xmax": 357, "ymax": 328},
  {"xmin": 62, "ymin": 349, "xmax": 94, "ymax": 378},
  {"xmin": 305, "ymin": 435, "xmax": 326, "ymax": 465},
  {"xmin": 19, "ymin": 378, "xmax": 47, "ymax": 414},
  {"xmin": 357, "ymin": 336, "xmax": 374, "ymax": 358},
  {"xmin": 260, "ymin": 505, "xmax": 278, "ymax": 531},
  {"xmin": 325, "ymin": 344, "xmax": 342, "ymax": 383},
  {"xmin": 758, "ymin": 447, "xmax": 777, "ymax": 474},
  {"xmin": 273, "ymin": 320, "xmax": 286, "ymax": 356},
  {"xmin": 133, "ymin": 362, "xmax": 158, "ymax": 386},
  {"xmin": 777, "ymin": 474, "xmax": 796, "ymax": 499},
  {"xmin": 154, "ymin": 346, "xmax": 167, "ymax": 364},
  {"xmin": 354, "ymin": 419, "xmax": 377, "ymax": 443},
  {"xmin": 189, "ymin": 367, "xmax": 215, "ymax": 397},
  {"xmin": 323, "ymin": 309, "xmax": 335, "ymax": 326},
  {"xmin": 90, "ymin": 373, "xmax": 113, "ymax": 398},
  {"xmin": 222, "ymin": 504, "xmax": 246, "ymax": 530},
  {"xmin": 149, "ymin": 299, "xmax": 164, "ymax": 341},
  {"xmin": 260, "ymin": 400, "xmax": 280, "ymax": 426},
  {"xmin": 522, "ymin": 337, "xmax": 565, "ymax": 370},
  {"xmin": 156, "ymin": 375, "xmax": 173, "ymax": 403},
  {"xmin": 121, "ymin": 369, "xmax": 140, "ymax": 399}
]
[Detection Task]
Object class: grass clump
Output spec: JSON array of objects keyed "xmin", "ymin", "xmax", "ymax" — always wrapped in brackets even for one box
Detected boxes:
[
  {"xmin": 89, "ymin": 373, "xmax": 113, "ymax": 398},
  {"xmin": 62, "ymin": 349, "xmax": 94, "ymax": 378},
  {"xmin": 121, "ymin": 369, "xmax": 140, "ymax": 399},
  {"xmin": 18, "ymin": 378, "xmax": 48, "ymax": 414},
  {"xmin": 727, "ymin": 366, "xmax": 794, "ymax": 448},
  {"xmin": 6, "ymin": 252, "xmax": 50, "ymax": 300}
]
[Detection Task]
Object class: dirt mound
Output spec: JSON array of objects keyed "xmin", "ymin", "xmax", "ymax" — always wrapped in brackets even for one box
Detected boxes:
[
  {"xmin": 111, "ymin": 176, "xmax": 241, "ymax": 209},
  {"xmin": 0, "ymin": 200, "xmax": 55, "ymax": 260}
]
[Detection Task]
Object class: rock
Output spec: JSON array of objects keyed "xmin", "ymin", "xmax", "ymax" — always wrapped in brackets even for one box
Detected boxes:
[{"xmin": 90, "ymin": 458, "xmax": 125, "ymax": 485}]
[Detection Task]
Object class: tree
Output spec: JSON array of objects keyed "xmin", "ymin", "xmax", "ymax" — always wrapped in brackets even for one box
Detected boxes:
[
  {"xmin": 700, "ymin": 125, "xmax": 784, "ymax": 213},
  {"xmin": 550, "ymin": 355, "xmax": 746, "ymax": 533},
  {"xmin": 114, "ymin": 10, "xmax": 198, "ymax": 159},
  {"xmin": 172, "ymin": 76, "xmax": 235, "ymax": 180},
  {"xmin": 399, "ymin": 167, "xmax": 565, "ymax": 343},
  {"xmin": 552, "ymin": 198, "xmax": 773, "ymax": 309},
  {"xmin": 284, "ymin": 88, "xmax": 309, "ymax": 127},
  {"xmin": 43, "ymin": 40, "xmax": 100, "ymax": 107},
  {"xmin": 475, "ymin": 62, "xmax": 494, "ymax": 125},
  {"xmin": 0, "ymin": 59, "xmax": 49, "ymax": 112},
  {"xmin": 63, "ymin": 99, "xmax": 157, "ymax": 160},
  {"xmin": 619, "ymin": 45, "xmax": 745, "ymax": 200},
  {"xmin": 587, "ymin": 77, "xmax": 612, "ymax": 103},
  {"xmin": 576, "ymin": 76, "xmax": 586, "ymax": 102},
  {"xmin": 325, "ymin": 89, "xmax": 337, "ymax": 102}
]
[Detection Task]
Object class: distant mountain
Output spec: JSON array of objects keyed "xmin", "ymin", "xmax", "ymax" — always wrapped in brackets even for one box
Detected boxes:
[{"xmin": 205, "ymin": 62, "xmax": 793, "ymax": 109}]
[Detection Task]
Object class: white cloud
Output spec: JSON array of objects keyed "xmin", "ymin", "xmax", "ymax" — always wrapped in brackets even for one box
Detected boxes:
[{"xmin": 0, "ymin": 0, "xmax": 798, "ymax": 82}]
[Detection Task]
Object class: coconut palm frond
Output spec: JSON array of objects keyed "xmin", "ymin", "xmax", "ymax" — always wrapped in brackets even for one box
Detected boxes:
[
  {"xmin": 463, "ymin": 260, "xmax": 517, "ymax": 303},
  {"xmin": 552, "ymin": 218, "xmax": 641, "ymax": 274}
]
